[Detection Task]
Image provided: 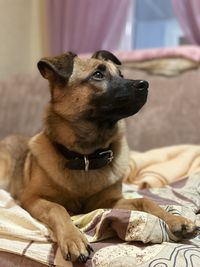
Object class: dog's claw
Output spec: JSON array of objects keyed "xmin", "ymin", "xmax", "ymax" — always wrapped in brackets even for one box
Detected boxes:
[
  {"xmin": 172, "ymin": 222, "xmax": 200, "ymax": 239},
  {"xmin": 87, "ymin": 244, "xmax": 94, "ymax": 253},
  {"xmin": 65, "ymin": 253, "xmax": 71, "ymax": 261},
  {"xmin": 195, "ymin": 226, "xmax": 200, "ymax": 233},
  {"xmin": 78, "ymin": 254, "xmax": 88, "ymax": 263}
]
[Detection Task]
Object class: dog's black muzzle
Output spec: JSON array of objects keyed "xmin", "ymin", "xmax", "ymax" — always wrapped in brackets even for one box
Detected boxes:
[{"xmin": 90, "ymin": 77, "xmax": 149, "ymax": 122}]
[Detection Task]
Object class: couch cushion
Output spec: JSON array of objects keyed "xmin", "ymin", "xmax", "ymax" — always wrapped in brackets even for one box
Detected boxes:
[
  {"xmin": 0, "ymin": 74, "xmax": 49, "ymax": 138},
  {"xmin": 122, "ymin": 66, "xmax": 200, "ymax": 151},
  {"xmin": 0, "ymin": 251, "xmax": 46, "ymax": 267}
]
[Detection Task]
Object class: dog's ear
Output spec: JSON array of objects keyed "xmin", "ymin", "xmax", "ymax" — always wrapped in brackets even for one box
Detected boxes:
[
  {"xmin": 92, "ymin": 50, "xmax": 121, "ymax": 65},
  {"xmin": 37, "ymin": 52, "xmax": 77, "ymax": 81}
]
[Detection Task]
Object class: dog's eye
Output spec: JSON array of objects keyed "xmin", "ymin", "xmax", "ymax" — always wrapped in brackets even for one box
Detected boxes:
[{"xmin": 92, "ymin": 71, "xmax": 104, "ymax": 81}]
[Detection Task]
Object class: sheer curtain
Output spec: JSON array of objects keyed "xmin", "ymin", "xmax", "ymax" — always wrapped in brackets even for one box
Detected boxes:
[
  {"xmin": 47, "ymin": 0, "xmax": 131, "ymax": 55},
  {"xmin": 172, "ymin": 0, "xmax": 200, "ymax": 45}
]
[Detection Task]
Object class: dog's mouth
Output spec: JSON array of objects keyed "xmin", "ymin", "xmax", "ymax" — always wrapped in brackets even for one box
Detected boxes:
[
  {"xmin": 102, "ymin": 95, "xmax": 148, "ymax": 120},
  {"xmin": 88, "ymin": 79, "xmax": 148, "ymax": 122}
]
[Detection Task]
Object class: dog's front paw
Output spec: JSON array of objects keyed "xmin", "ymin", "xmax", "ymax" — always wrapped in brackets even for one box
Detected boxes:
[
  {"xmin": 167, "ymin": 216, "xmax": 200, "ymax": 240},
  {"xmin": 58, "ymin": 226, "xmax": 93, "ymax": 263}
]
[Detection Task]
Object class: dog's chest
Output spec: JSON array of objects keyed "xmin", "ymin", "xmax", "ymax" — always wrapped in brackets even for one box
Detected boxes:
[
  {"xmin": 29, "ymin": 131, "xmax": 129, "ymax": 198},
  {"xmin": 63, "ymin": 167, "xmax": 121, "ymax": 197},
  {"xmin": 62, "ymin": 151, "xmax": 129, "ymax": 199}
]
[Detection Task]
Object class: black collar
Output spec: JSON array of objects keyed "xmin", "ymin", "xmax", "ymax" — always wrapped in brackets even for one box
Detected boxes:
[{"xmin": 54, "ymin": 143, "xmax": 114, "ymax": 171}]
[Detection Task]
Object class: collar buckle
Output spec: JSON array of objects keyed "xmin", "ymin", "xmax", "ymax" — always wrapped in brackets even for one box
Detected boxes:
[
  {"xmin": 84, "ymin": 149, "xmax": 114, "ymax": 171},
  {"xmin": 99, "ymin": 149, "xmax": 114, "ymax": 163},
  {"xmin": 84, "ymin": 155, "xmax": 90, "ymax": 171}
]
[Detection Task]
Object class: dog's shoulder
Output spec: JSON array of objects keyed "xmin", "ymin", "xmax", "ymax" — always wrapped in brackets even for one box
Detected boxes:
[{"xmin": 29, "ymin": 132, "xmax": 65, "ymax": 180}]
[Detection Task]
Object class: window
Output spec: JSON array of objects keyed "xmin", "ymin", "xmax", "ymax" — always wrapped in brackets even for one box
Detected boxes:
[
  {"xmin": 133, "ymin": 0, "xmax": 185, "ymax": 49},
  {"xmin": 119, "ymin": 0, "xmax": 187, "ymax": 50}
]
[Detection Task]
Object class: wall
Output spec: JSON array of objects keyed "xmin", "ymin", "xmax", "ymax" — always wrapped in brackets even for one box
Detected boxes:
[{"xmin": 0, "ymin": 0, "xmax": 48, "ymax": 80}]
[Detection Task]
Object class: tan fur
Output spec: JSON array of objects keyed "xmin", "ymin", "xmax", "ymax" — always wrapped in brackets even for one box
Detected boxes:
[{"xmin": 0, "ymin": 53, "xmax": 198, "ymax": 263}]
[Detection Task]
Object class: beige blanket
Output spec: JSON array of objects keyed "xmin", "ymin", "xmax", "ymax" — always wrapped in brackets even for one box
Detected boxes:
[{"xmin": 125, "ymin": 145, "xmax": 200, "ymax": 188}]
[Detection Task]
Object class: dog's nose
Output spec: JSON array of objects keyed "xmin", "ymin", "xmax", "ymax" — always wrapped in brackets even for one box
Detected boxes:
[{"xmin": 134, "ymin": 80, "xmax": 149, "ymax": 91}]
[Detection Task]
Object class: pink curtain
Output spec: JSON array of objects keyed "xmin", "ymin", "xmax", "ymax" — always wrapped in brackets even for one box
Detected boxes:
[
  {"xmin": 47, "ymin": 0, "xmax": 131, "ymax": 55},
  {"xmin": 172, "ymin": 0, "xmax": 200, "ymax": 45}
]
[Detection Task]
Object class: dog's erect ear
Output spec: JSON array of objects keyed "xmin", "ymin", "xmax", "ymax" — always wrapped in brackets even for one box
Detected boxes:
[
  {"xmin": 37, "ymin": 52, "xmax": 77, "ymax": 81},
  {"xmin": 92, "ymin": 50, "xmax": 121, "ymax": 65}
]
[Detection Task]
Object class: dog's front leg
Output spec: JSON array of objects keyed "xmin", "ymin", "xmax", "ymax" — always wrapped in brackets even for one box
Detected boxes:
[
  {"xmin": 112, "ymin": 197, "xmax": 199, "ymax": 239},
  {"xmin": 21, "ymin": 196, "xmax": 91, "ymax": 263}
]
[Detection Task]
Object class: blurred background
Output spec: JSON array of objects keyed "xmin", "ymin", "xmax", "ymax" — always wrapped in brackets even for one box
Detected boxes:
[{"xmin": 0, "ymin": 0, "xmax": 198, "ymax": 80}]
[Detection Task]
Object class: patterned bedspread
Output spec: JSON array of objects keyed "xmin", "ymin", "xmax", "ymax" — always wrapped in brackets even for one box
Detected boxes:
[
  {"xmin": 0, "ymin": 173, "xmax": 200, "ymax": 267},
  {"xmin": 73, "ymin": 173, "xmax": 200, "ymax": 267}
]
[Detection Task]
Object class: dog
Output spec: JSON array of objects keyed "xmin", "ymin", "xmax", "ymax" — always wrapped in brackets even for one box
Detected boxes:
[{"xmin": 0, "ymin": 50, "xmax": 198, "ymax": 263}]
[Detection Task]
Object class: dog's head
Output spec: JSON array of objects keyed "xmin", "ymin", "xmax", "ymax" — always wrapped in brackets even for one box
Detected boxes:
[{"xmin": 38, "ymin": 50, "xmax": 148, "ymax": 124}]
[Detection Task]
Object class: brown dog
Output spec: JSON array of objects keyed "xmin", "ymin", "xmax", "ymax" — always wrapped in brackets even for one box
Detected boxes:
[{"xmin": 0, "ymin": 51, "xmax": 198, "ymax": 263}]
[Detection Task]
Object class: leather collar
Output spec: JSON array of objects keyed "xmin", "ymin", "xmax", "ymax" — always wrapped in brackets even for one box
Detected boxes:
[{"xmin": 54, "ymin": 143, "xmax": 114, "ymax": 171}]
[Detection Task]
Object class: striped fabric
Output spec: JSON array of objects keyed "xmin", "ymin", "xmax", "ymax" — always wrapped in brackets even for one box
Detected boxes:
[{"xmin": 0, "ymin": 173, "xmax": 200, "ymax": 266}]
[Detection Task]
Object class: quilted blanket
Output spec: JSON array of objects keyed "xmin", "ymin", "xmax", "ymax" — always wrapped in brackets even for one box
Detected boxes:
[{"xmin": 0, "ymin": 173, "xmax": 200, "ymax": 267}]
